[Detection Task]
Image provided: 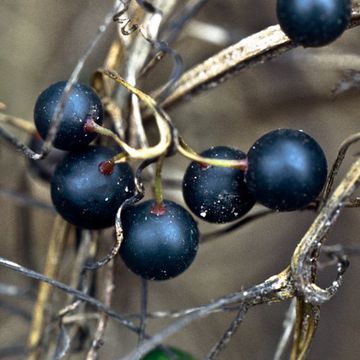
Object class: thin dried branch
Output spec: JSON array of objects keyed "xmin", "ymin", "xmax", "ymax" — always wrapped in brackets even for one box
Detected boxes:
[
  {"xmin": 50, "ymin": 230, "xmax": 95, "ymax": 359},
  {"xmin": 125, "ymin": 303, "xmax": 242, "ymax": 321},
  {"xmin": 292, "ymin": 157, "xmax": 360, "ymax": 305},
  {"xmin": 0, "ymin": 256, "xmax": 140, "ymax": 333},
  {"xmin": 117, "ymin": 0, "xmax": 180, "ymax": 147},
  {"xmin": 84, "ymin": 158, "xmax": 151, "ymax": 271},
  {"xmin": 37, "ymin": 0, "xmax": 124, "ymax": 159},
  {"xmin": 86, "ymin": 260, "xmax": 115, "ymax": 360},
  {"xmin": 53, "ymin": 322, "xmax": 71, "ymax": 360},
  {"xmin": 206, "ymin": 305, "xmax": 249, "ymax": 360},
  {"xmin": 290, "ymin": 301, "xmax": 320, "ymax": 360},
  {"xmin": 288, "ymin": 158, "xmax": 360, "ymax": 358},
  {"xmin": 0, "ymin": 0, "xmax": 123, "ymax": 160},
  {"xmin": 321, "ymin": 132, "xmax": 360, "ymax": 205},
  {"xmin": 27, "ymin": 216, "xmax": 71, "ymax": 360},
  {"xmin": 120, "ymin": 269, "xmax": 293, "ymax": 360},
  {"xmin": 273, "ymin": 299, "xmax": 296, "ymax": 360},
  {"xmin": 162, "ymin": 0, "xmax": 210, "ymax": 45},
  {"xmin": 0, "ymin": 113, "xmax": 35, "ymax": 134},
  {"xmin": 121, "ymin": 151, "xmax": 360, "ymax": 359},
  {"xmin": 155, "ymin": 3, "xmax": 360, "ymax": 109}
]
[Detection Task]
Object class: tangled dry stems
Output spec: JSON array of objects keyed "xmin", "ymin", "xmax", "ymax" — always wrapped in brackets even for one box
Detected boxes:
[{"xmin": 1, "ymin": 1, "xmax": 360, "ymax": 359}]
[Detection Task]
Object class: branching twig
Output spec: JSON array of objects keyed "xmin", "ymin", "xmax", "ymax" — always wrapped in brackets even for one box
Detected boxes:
[
  {"xmin": 121, "ymin": 150, "xmax": 360, "ymax": 359},
  {"xmin": 321, "ymin": 132, "xmax": 360, "ymax": 205},
  {"xmin": 0, "ymin": 113, "xmax": 35, "ymax": 134},
  {"xmin": 155, "ymin": 3, "xmax": 360, "ymax": 109},
  {"xmin": 86, "ymin": 260, "xmax": 115, "ymax": 360},
  {"xmin": 120, "ymin": 269, "xmax": 293, "ymax": 360},
  {"xmin": 206, "ymin": 305, "xmax": 249, "ymax": 360},
  {"xmin": 292, "ymin": 158, "xmax": 360, "ymax": 305},
  {"xmin": 27, "ymin": 216, "xmax": 71, "ymax": 360},
  {"xmin": 0, "ymin": 256, "xmax": 140, "ymax": 333},
  {"xmin": 0, "ymin": 0, "xmax": 123, "ymax": 160}
]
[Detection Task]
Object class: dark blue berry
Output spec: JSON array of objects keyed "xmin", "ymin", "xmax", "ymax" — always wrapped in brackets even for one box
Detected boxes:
[
  {"xmin": 121, "ymin": 199, "xmax": 199, "ymax": 280},
  {"xmin": 182, "ymin": 146, "xmax": 255, "ymax": 223},
  {"xmin": 34, "ymin": 81, "xmax": 104, "ymax": 150},
  {"xmin": 51, "ymin": 146, "xmax": 134, "ymax": 229},
  {"xmin": 276, "ymin": 0, "xmax": 352, "ymax": 47},
  {"xmin": 245, "ymin": 129, "xmax": 327, "ymax": 211}
]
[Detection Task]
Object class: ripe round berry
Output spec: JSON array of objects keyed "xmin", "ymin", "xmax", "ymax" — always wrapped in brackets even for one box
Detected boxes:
[
  {"xmin": 245, "ymin": 129, "xmax": 327, "ymax": 211},
  {"xmin": 276, "ymin": 0, "xmax": 352, "ymax": 47},
  {"xmin": 121, "ymin": 199, "xmax": 199, "ymax": 280},
  {"xmin": 182, "ymin": 146, "xmax": 255, "ymax": 223},
  {"xmin": 51, "ymin": 146, "xmax": 134, "ymax": 229},
  {"xmin": 34, "ymin": 81, "xmax": 103, "ymax": 150},
  {"xmin": 141, "ymin": 346, "xmax": 196, "ymax": 360}
]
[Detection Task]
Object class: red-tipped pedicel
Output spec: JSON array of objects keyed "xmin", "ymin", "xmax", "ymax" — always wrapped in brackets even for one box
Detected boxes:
[
  {"xmin": 150, "ymin": 203, "xmax": 166, "ymax": 216},
  {"xmin": 99, "ymin": 160, "xmax": 115, "ymax": 175},
  {"xmin": 199, "ymin": 162, "xmax": 210, "ymax": 170},
  {"xmin": 83, "ymin": 118, "xmax": 96, "ymax": 133}
]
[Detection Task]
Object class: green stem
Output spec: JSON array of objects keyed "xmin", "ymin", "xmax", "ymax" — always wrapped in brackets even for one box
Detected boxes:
[{"xmin": 154, "ymin": 155, "xmax": 165, "ymax": 207}]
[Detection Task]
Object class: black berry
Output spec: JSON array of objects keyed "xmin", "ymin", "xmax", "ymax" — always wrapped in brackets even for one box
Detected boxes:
[
  {"xmin": 246, "ymin": 129, "xmax": 327, "ymax": 211},
  {"xmin": 182, "ymin": 146, "xmax": 255, "ymax": 223},
  {"xmin": 121, "ymin": 199, "xmax": 199, "ymax": 280},
  {"xmin": 276, "ymin": 0, "xmax": 352, "ymax": 47},
  {"xmin": 51, "ymin": 146, "xmax": 134, "ymax": 229},
  {"xmin": 34, "ymin": 81, "xmax": 104, "ymax": 150}
]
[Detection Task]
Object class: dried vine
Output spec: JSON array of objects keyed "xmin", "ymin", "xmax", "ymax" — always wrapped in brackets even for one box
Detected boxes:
[{"xmin": 0, "ymin": 1, "xmax": 360, "ymax": 360}]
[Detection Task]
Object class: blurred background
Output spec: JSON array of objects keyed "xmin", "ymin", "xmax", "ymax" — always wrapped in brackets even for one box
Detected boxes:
[{"xmin": 0, "ymin": 0, "xmax": 360, "ymax": 359}]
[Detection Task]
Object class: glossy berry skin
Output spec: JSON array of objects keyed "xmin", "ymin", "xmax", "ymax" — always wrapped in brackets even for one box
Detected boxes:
[
  {"xmin": 277, "ymin": 0, "xmax": 352, "ymax": 47},
  {"xmin": 141, "ymin": 347, "xmax": 196, "ymax": 360},
  {"xmin": 34, "ymin": 81, "xmax": 103, "ymax": 150},
  {"xmin": 182, "ymin": 146, "xmax": 255, "ymax": 223},
  {"xmin": 121, "ymin": 199, "xmax": 199, "ymax": 280},
  {"xmin": 246, "ymin": 129, "xmax": 327, "ymax": 211},
  {"xmin": 51, "ymin": 146, "xmax": 135, "ymax": 229}
]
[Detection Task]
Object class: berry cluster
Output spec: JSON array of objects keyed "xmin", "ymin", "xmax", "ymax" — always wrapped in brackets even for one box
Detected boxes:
[
  {"xmin": 31, "ymin": 0, "xmax": 349, "ymax": 282},
  {"xmin": 34, "ymin": 81, "xmax": 200, "ymax": 281},
  {"xmin": 34, "ymin": 80, "xmax": 328, "ymax": 282},
  {"xmin": 183, "ymin": 129, "xmax": 327, "ymax": 218}
]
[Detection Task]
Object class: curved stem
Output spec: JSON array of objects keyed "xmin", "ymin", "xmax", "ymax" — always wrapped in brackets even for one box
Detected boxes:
[
  {"xmin": 178, "ymin": 137, "xmax": 248, "ymax": 170},
  {"xmin": 102, "ymin": 69, "xmax": 172, "ymax": 160}
]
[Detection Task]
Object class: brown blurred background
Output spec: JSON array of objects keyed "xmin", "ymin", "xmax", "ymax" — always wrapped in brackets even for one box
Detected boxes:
[{"xmin": 0, "ymin": 0, "xmax": 360, "ymax": 359}]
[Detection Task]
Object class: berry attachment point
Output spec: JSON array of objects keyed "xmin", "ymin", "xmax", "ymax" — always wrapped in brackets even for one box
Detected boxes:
[{"xmin": 99, "ymin": 160, "xmax": 115, "ymax": 175}]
